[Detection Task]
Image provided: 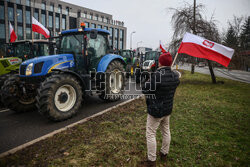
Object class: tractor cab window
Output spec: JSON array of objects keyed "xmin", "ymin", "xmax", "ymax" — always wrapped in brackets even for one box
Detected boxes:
[
  {"xmin": 60, "ymin": 34, "xmax": 82, "ymax": 55},
  {"xmin": 13, "ymin": 43, "xmax": 30, "ymax": 60},
  {"xmin": 87, "ymin": 33, "xmax": 108, "ymax": 69},
  {"xmin": 145, "ymin": 52, "xmax": 157, "ymax": 61},
  {"xmin": 32, "ymin": 43, "xmax": 50, "ymax": 57},
  {"xmin": 121, "ymin": 50, "xmax": 131, "ymax": 58},
  {"xmin": 87, "ymin": 33, "xmax": 107, "ymax": 58},
  {"xmin": 145, "ymin": 52, "xmax": 152, "ymax": 60},
  {"xmin": 121, "ymin": 50, "xmax": 132, "ymax": 63},
  {"xmin": 59, "ymin": 34, "xmax": 84, "ymax": 70}
]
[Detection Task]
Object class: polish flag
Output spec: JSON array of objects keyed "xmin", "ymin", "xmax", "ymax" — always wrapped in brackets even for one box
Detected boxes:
[
  {"xmin": 160, "ymin": 41, "xmax": 167, "ymax": 53},
  {"xmin": 9, "ymin": 22, "xmax": 17, "ymax": 42},
  {"xmin": 32, "ymin": 17, "xmax": 50, "ymax": 38},
  {"xmin": 178, "ymin": 32, "xmax": 234, "ymax": 67}
]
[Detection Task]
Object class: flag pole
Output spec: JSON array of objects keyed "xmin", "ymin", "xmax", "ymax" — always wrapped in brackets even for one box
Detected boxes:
[
  {"xmin": 9, "ymin": 22, "xmax": 10, "ymax": 44},
  {"xmin": 32, "ymin": 27, "xmax": 34, "ymax": 44},
  {"xmin": 171, "ymin": 52, "xmax": 179, "ymax": 68}
]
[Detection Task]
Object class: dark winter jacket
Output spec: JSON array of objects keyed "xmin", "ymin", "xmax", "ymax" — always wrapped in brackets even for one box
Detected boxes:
[{"xmin": 142, "ymin": 66, "xmax": 180, "ymax": 118}]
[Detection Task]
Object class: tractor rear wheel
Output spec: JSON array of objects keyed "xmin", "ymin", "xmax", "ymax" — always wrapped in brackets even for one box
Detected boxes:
[
  {"xmin": 1, "ymin": 75, "xmax": 36, "ymax": 112},
  {"xmin": 36, "ymin": 74, "xmax": 82, "ymax": 121},
  {"xmin": 99, "ymin": 60, "xmax": 125, "ymax": 101}
]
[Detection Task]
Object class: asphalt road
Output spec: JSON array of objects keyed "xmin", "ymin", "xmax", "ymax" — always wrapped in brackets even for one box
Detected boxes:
[
  {"xmin": 0, "ymin": 80, "xmax": 142, "ymax": 154},
  {"xmin": 178, "ymin": 64, "xmax": 250, "ymax": 83}
]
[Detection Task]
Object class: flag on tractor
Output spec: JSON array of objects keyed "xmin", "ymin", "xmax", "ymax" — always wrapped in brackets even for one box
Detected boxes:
[
  {"xmin": 32, "ymin": 17, "xmax": 50, "ymax": 38},
  {"xmin": 178, "ymin": 32, "xmax": 234, "ymax": 67},
  {"xmin": 9, "ymin": 22, "xmax": 17, "ymax": 43}
]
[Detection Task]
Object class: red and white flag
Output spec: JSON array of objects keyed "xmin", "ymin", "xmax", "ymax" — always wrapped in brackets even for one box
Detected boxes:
[
  {"xmin": 32, "ymin": 17, "xmax": 50, "ymax": 38},
  {"xmin": 9, "ymin": 22, "xmax": 17, "ymax": 43},
  {"xmin": 178, "ymin": 33, "xmax": 234, "ymax": 67},
  {"xmin": 160, "ymin": 41, "xmax": 167, "ymax": 53}
]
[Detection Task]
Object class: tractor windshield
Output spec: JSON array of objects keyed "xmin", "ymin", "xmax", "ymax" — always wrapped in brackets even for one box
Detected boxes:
[
  {"xmin": 32, "ymin": 43, "xmax": 50, "ymax": 57},
  {"xmin": 121, "ymin": 50, "xmax": 131, "ymax": 58},
  {"xmin": 14, "ymin": 43, "xmax": 30, "ymax": 59},
  {"xmin": 59, "ymin": 33, "xmax": 108, "ymax": 57},
  {"xmin": 145, "ymin": 51, "xmax": 159, "ymax": 61},
  {"xmin": 59, "ymin": 34, "xmax": 83, "ymax": 54},
  {"xmin": 145, "ymin": 52, "xmax": 154, "ymax": 60}
]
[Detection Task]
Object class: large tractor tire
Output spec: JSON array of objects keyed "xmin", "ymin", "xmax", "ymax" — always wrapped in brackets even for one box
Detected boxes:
[
  {"xmin": 0, "ymin": 74, "xmax": 10, "ymax": 108},
  {"xmin": 36, "ymin": 74, "xmax": 82, "ymax": 121},
  {"xmin": 1, "ymin": 75, "xmax": 36, "ymax": 112},
  {"xmin": 99, "ymin": 60, "xmax": 125, "ymax": 102}
]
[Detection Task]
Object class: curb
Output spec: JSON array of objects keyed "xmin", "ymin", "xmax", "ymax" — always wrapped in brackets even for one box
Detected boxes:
[{"xmin": 0, "ymin": 95, "xmax": 143, "ymax": 158}]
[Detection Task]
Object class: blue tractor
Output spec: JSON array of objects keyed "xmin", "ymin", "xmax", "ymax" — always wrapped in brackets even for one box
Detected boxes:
[{"xmin": 1, "ymin": 24, "xmax": 126, "ymax": 121}]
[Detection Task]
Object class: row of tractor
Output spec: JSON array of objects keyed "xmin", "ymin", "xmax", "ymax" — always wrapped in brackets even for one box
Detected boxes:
[{"xmin": 0, "ymin": 24, "xmax": 160, "ymax": 122}]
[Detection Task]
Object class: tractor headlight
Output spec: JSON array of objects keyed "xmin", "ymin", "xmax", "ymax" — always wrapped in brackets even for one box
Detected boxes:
[{"xmin": 25, "ymin": 63, "xmax": 33, "ymax": 76}]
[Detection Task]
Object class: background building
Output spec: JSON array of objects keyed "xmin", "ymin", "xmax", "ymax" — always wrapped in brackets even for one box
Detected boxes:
[{"xmin": 0, "ymin": 0, "xmax": 127, "ymax": 50}]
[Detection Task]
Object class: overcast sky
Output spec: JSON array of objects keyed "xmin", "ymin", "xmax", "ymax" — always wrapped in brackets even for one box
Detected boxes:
[{"xmin": 62, "ymin": 0, "xmax": 250, "ymax": 50}]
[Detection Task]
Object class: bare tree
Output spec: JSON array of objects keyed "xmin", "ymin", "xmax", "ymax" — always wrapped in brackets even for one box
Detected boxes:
[
  {"xmin": 168, "ymin": 2, "xmax": 220, "ymax": 53},
  {"xmin": 223, "ymin": 15, "xmax": 246, "ymax": 70},
  {"xmin": 167, "ymin": 2, "xmax": 220, "ymax": 83}
]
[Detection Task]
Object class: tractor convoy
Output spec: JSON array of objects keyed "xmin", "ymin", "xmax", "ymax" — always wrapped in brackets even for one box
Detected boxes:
[
  {"xmin": 0, "ymin": 23, "xmax": 162, "ymax": 122},
  {"xmin": 1, "ymin": 24, "xmax": 126, "ymax": 121}
]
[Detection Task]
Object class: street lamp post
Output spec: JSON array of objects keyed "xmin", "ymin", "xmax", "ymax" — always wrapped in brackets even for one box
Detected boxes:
[{"xmin": 130, "ymin": 31, "xmax": 136, "ymax": 50}]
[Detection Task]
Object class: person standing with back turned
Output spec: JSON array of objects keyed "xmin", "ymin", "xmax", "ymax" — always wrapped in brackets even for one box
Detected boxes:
[{"xmin": 141, "ymin": 52, "xmax": 180, "ymax": 167}]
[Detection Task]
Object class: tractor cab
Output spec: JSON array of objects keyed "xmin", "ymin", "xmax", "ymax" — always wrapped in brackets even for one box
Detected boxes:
[
  {"xmin": 7, "ymin": 40, "xmax": 52, "ymax": 61},
  {"xmin": 0, "ymin": 40, "xmax": 52, "ymax": 76},
  {"xmin": 57, "ymin": 26, "xmax": 111, "ymax": 73}
]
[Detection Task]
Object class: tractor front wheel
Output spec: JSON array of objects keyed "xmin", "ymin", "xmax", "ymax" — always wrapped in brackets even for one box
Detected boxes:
[
  {"xmin": 1, "ymin": 75, "xmax": 36, "ymax": 112},
  {"xmin": 36, "ymin": 74, "xmax": 82, "ymax": 121}
]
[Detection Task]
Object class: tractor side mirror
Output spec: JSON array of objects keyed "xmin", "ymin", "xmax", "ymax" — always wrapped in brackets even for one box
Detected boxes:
[{"xmin": 90, "ymin": 29, "xmax": 97, "ymax": 39}]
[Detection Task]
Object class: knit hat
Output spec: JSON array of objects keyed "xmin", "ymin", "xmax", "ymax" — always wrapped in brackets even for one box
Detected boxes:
[{"xmin": 159, "ymin": 52, "xmax": 173, "ymax": 66}]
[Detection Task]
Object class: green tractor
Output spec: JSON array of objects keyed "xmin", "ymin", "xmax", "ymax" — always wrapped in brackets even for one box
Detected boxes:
[
  {"xmin": 0, "ymin": 40, "xmax": 53, "ymax": 107},
  {"xmin": 120, "ymin": 49, "xmax": 135, "ymax": 77},
  {"xmin": 1, "ymin": 25, "xmax": 126, "ymax": 121},
  {"xmin": 0, "ymin": 40, "xmax": 52, "ymax": 85}
]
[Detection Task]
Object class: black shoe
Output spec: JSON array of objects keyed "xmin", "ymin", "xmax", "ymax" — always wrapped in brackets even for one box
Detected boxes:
[
  {"xmin": 139, "ymin": 159, "xmax": 156, "ymax": 167},
  {"xmin": 159, "ymin": 151, "xmax": 168, "ymax": 161}
]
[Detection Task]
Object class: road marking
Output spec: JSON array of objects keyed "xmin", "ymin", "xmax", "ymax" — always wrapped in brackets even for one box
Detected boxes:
[
  {"xmin": 0, "ymin": 95, "xmax": 144, "ymax": 158},
  {"xmin": 0, "ymin": 109, "xmax": 10, "ymax": 113}
]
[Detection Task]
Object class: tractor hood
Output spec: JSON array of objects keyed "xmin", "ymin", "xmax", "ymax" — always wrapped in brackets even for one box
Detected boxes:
[
  {"xmin": 21, "ymin": 54, "xmax": 74, "ymax": 65},
  {"xmin": 20, "ymin": 54, "xmax": 75, "ymax": 77}
]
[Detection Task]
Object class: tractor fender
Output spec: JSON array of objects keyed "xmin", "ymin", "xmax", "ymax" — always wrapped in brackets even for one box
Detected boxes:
[
  {"xmin": 51, "ymin": 69, "xmax": 87, "ymax": 90},
  {"xmin": 97, "ymin": 54, "xmax": 126, "ymax": 72}
]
